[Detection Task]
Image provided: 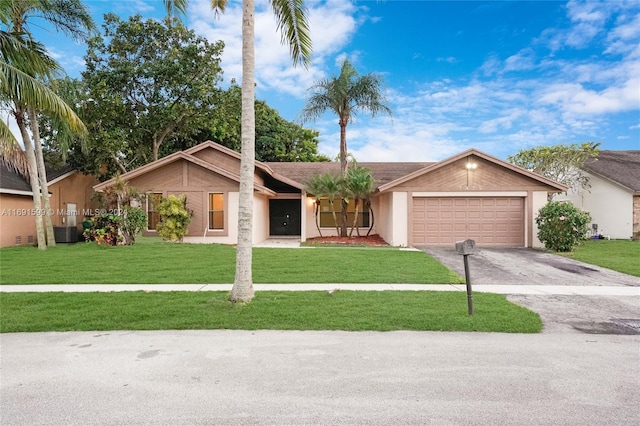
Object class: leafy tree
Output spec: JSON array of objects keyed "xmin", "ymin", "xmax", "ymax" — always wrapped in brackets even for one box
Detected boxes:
[
  {"xmin": 156, "ymin": 194, "xmax": 192, "ymax": 242},
  {"xmin": 536, "ymin": 201, "xmax": 591, "ymax": 252},
  {"xmin": 165, "ymin": 0, "xmax": 312, "ymax": 303},
  {"xmin": 1, "ymin": 0, "xmax": 94, "ymax": 249},
  {"xmin": 81, "ymin": 13, "xmax": 224, "ymax": 168},
  {"xmin": 170, "ymin": 84, "xmax": 329, "ymax": 163},
  {"xmin": 300, "ymin": 59, "xmax": 391, "ymax": 236},
  {"xmin": 507, "ymin": 142, "xmax": 600, "ymax": 200}
]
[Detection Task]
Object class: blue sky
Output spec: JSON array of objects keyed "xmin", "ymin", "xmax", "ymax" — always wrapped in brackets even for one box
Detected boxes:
[{"xmin": 25, "ymin": 0, "xmax": 640, "ymax": 161}]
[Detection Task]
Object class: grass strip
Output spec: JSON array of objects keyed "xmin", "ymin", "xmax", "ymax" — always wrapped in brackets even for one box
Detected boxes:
[
  {"xmin": 0, "ymin": 239, "xmax": 462, "ymax": 284},
  {"xmin": 0, "ymin": 291, "xmax": 542, "ymax": 333},
  {"xmin": 560, "ymin": 240, "xmax": 640, "ymax": 277}
]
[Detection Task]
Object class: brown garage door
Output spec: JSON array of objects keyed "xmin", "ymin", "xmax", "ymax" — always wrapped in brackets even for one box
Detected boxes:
[{"xmin": 412, "ymin": 197, "xmax": 524, "ymax": 247}]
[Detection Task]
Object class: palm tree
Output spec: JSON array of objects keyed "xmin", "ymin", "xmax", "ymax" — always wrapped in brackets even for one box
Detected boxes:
[
  {"xmin": 300, "ymin": 59, "xmax": 391, "ymax": 236},
  {"xmin": 164, "ymin": 0, "xmax": 311, "ymax": 302},
  {"xmin": 1, "ymin": 33, "xmax": 87, "ymax": 249},
  {"xmin": 319, "ymin": 173, "xmax": 343, "ymax": 236},
  {"xmin": 2, "ymin": 0, "xmax": 94, "ymax": 249},
  {"xmin": 344, "ymin": 165, "xmax": 374, "ymax": 237}
]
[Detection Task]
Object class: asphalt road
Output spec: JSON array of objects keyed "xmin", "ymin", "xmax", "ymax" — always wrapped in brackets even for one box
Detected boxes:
[{"xmin": 1, "ymin": 330, "xmax": 639, "ymax": 425}]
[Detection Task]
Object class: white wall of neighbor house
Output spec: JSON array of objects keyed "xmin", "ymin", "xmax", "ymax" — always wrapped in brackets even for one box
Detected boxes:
[{"xmin": 557, "ymin": 174, "xmax": 634, "ymax": 239}]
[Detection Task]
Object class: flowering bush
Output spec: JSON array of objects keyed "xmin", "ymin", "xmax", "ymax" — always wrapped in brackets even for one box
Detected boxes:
[{"xmin": 535, "ymin": 201, "xmax": 591, "ymax": 252}]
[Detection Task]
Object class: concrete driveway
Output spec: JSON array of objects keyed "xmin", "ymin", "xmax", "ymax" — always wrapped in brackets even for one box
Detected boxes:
[
  {"xmin": 419, "ymin": 246, "xmax": 640, "ymax": 334},
  {"xmin": 418, "ymin": 247, "xmax": 640, "ymax": 287}
]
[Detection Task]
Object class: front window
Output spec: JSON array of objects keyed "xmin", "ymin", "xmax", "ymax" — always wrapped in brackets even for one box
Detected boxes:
[
  {"xmin": 319, "ymin": 199, "xmax": 369, "ymax": 228},
  {"xmin": 209, "ymin": 193, "xmax": 224, "ymax": 230},
  {"xmin": 147, "ymin": 193, "xmax": 163, "ymax": 230}
]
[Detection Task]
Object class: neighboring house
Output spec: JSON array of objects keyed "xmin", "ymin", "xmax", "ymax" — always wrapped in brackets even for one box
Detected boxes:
[
  {"xmin": 94, "ymin": 141, "xmax": 566, "ymax": 248},
  {"xmin": 0, "ymin": 163, "xmax": 99, "ymax": 247},
  {"xmin": 558, "ymin": 150, "xmax": 640, "ymax": 240}
]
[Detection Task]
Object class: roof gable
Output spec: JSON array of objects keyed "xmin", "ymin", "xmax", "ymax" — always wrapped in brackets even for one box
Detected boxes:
[
  {"xmin": 378, "ymin": 149, "xmax": 567, "ymax": 192},
  {"xmin": 93, "ymin": 150, "xmax": 274, "ymax": 195}
]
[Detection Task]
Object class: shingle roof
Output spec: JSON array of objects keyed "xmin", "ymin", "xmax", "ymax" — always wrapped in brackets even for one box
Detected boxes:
[
  {"xmin": 584, "ymin": 150, "xmax": 640, "ymax": 192},
  {"xmin": 46, "ymin": 164, "xmax": 75, "ymax": 182},
  {"xmin": 1, "ymin": 163, "xmax": 77, "ymax": 193},
  {"xmin": 265, "ymin": 161, "xmax": 435, "ymax": 188},
  {"xmin": 0, "ymin": 163, "xmax": 32, "ymax": 193}
]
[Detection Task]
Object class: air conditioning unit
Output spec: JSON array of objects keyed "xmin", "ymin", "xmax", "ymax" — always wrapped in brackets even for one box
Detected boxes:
[{"xmin": 53, "ymin": 226, "xmax": 78, "ymax": 243}]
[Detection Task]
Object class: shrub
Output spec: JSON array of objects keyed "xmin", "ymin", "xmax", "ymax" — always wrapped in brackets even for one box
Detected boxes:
[
  {"xmin": 120, "ymin": 205, "xmax": 147, "ymax": 245},
  {"xmin": 83, "ymin": 213, "xmax": 122, "ymax": 246},
  {"xmin": 155, "ymin": 194, "xmax": 192, "ymax": 242},
  {"xmin": 535, "ymin": 201, "xmax": 591, "ymax": 252}
]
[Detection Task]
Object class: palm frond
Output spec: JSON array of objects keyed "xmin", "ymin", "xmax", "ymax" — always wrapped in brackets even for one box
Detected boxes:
[
  {"xmin": 271, "ymin": 0, "xmax": 312, "ymax": 68},
  {"xmin": 0, "ymin": 61, "xmax": 86, "ymax": 135},
  {"xmin": 0, "ymin": 120, "xmax": 29, "ymax": 176}
]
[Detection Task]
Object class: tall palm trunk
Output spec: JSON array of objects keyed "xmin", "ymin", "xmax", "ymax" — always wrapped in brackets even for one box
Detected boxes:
[
  {"xmin": 15, "ymin": 107, "xmax": 46, "ymax": 249},
  {"xmin": 230, "ymin": 0, "xmax": 255, "ymax": 303},
  {"xmin": 339, "ymin": 121, "xmax": 348, "ymax": 237},
  {"xmin": 366, "ymin": 199, "xmax": 375, "ymax": 237},
  {"xmin": 28, "ymin": 107, "xmax": 56, "ymax": 247}
]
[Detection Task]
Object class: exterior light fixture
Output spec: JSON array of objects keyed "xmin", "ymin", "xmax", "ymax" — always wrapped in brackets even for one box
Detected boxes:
[{"xmin": 466, "ymin": 162, "xmax": 477, "ymax": 170}]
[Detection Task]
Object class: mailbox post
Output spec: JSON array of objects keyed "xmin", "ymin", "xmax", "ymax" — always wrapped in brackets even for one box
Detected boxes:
[{"xmin": 455, "ymin": 239, "xmax": 476, "ymax": 315}]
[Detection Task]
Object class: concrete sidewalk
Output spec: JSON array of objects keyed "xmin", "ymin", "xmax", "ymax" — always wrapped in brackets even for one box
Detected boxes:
[{"xmin": 1, "ymin": 283, "xmax": 639, "ymax": 295}]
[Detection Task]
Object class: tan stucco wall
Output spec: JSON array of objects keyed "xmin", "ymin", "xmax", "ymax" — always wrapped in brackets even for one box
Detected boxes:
[
  {"xmin": 0, "ymin": 194, "xmax": 37, "ymax": 247},
  {"xmin": 1, "ymin": 172, "xmax": 98, "ymax": 247},
  {"xmin": 49, "ymin": 172, "xmax": 99, "ymax": 230}
]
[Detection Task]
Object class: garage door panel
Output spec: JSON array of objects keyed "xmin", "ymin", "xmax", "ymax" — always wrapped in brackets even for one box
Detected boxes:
[{"xmin": 412, "ymin": 197, "xmax": 524, "ymax": 247}]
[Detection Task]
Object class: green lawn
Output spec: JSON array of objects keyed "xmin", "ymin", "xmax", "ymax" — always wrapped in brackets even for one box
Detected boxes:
[
  {"xmin": 0, "ymin": 291, "xmax": 542, "ymax": 333},
  {"xmin": 561, "ymin": 240, "xmax": 640, "ymax": 277},
  {"xmin": 0, "ymin": 237, "xmax": 463, "ymax": 284}
]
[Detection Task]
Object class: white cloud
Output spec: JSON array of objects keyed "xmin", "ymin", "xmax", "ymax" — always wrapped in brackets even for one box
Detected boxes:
[
  {"xmin": 503, "ymin": 48, "xmax": 536, "ymax": 72},
  {"xmin": 188, "ymin": 0, "xmax": 361, "ymax": 98}
]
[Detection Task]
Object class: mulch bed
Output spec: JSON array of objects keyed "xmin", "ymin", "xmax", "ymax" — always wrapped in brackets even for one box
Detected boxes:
[{"xmin": 304, "ymin": 234, "xmax": 389, "ymax": 247}]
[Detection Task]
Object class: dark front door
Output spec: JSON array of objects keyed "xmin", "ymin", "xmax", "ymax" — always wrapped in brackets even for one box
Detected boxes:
[{"xmin": 269, "ymin": 199, "xmax": 301, "ymax": 236}]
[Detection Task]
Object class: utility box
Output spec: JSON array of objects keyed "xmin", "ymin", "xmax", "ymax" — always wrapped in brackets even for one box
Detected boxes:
[
  {"xmin": 455, "ymin": 239, "xmax": 476, "ymax": 255},
  {"xmin": 53, "ymin": 226, "xmax": 78, "ymax": 243}
]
